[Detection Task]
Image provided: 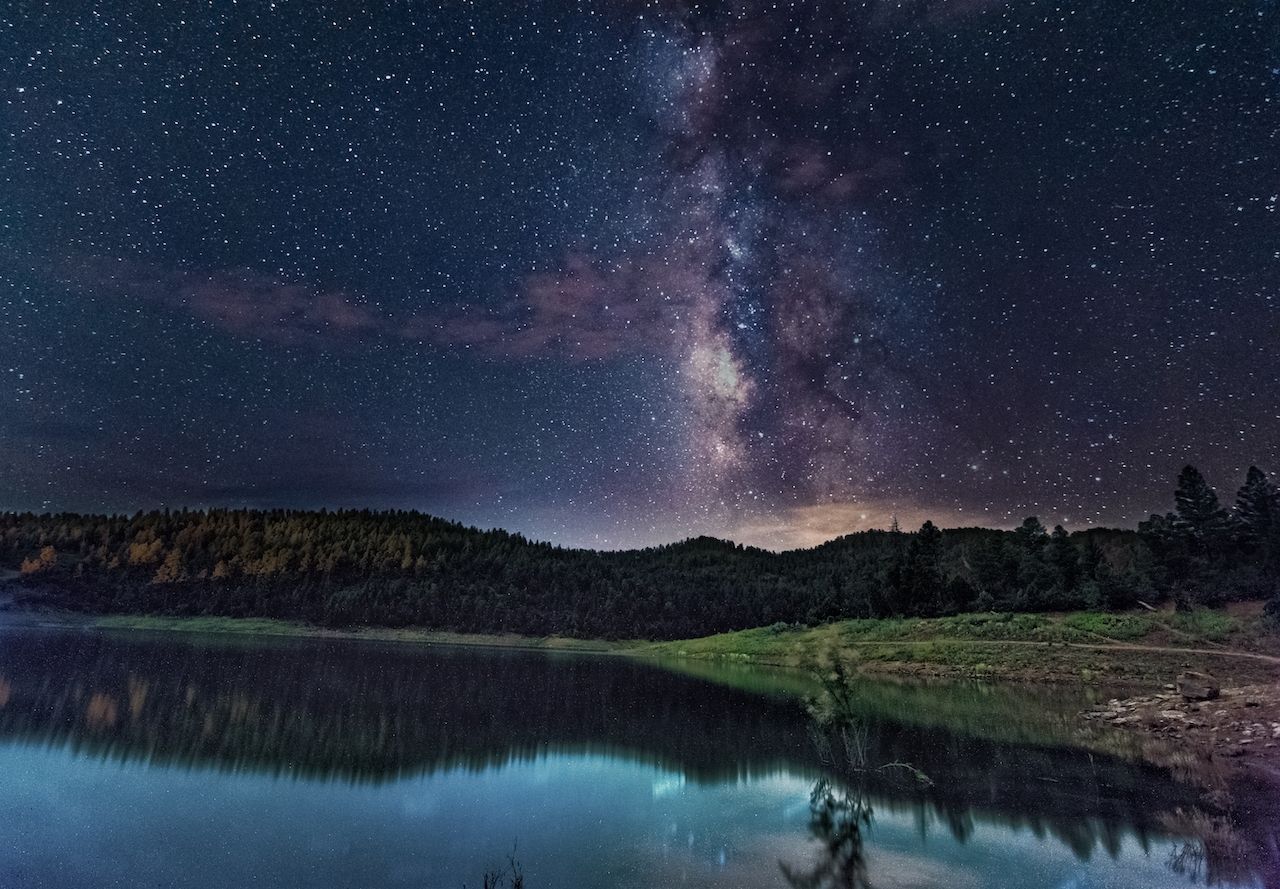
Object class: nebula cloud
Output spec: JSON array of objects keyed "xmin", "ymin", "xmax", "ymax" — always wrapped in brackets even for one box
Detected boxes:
[{"xmin": 535, "ymin": 0, "xmax": 998, "ymax": 517}]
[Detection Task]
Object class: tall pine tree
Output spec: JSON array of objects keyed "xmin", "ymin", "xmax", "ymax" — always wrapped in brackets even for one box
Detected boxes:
[
  {"xmin": 1168, "ymin": 466, "xmax": 1230, "ymax": 608},
  {"xmin": 1173, "ymin": 466, "xmax": 1229, "ymax": 538},
  {"xmin": 1234, "ymin": 466, "xmax": 1276, "ymax": 543},
  {"xmin": 902, "ymin": 521, "xmax": 944, "ymax": 616}
]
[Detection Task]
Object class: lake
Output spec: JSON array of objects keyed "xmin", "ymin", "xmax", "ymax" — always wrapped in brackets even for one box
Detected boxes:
[{"xmin": 0, "ymin": 625, "xmax": 1273, "ymax": 888}]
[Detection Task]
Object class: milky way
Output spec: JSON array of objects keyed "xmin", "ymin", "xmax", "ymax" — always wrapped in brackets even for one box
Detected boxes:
[{"xmin": 2, "ymin": 1, "xmax": 1278, "ymax": 548}]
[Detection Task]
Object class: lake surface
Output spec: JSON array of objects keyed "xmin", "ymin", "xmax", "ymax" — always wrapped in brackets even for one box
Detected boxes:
[{"xmin": 0, "ymin": 625, "xmax": 1274, "ymax": 888}]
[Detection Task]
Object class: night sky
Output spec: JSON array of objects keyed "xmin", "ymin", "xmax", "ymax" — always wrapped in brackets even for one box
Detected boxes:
[{"xmin": 3, "ymin": 1, "xmax": 1278, "ymax": 549}]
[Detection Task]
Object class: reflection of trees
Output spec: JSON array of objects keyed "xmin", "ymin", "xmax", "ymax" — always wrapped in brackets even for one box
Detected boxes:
[
  {"xmin": 1168, "ymin": 840, "xmax": 1207, "ymax": 884},
  {"xmin": 1162, "ymin": 807, "xmax": 1280, "ymax": 889},
  {"xmin": 780, "ymin": 778, "xmax": 872, "ymax": 889},
  {"xmin": 2, "ymin": 628, "xmax": 1273, "ymax": 884},
  {"xmin": 781, "ymin": 664, "xmax": 931, "ymax": 889},
  {"xmin": 779, "ymin": 660, "xmax": 1280, "ymax": 889},
  {"xmin": 0, "ymin": 629, "xmax": 821, "ymax": 784},
  {"xmin": 466, "ymin": 847, "xmax": 526, "ymax": 889}
]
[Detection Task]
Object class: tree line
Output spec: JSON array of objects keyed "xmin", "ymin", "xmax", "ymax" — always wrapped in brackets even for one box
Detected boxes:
[{"xmin": 2, "ymin": 464, "xmax": 1277, "ymax": 639}]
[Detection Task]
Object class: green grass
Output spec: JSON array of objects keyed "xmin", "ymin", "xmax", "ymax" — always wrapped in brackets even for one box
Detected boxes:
[
  {"xmin": 82, "ymin": 607, "xmax": 1280, "ymax": 685},
  {"xmin": 1167, "ymin": 609, "xmax": 1241, "ymax": 642},
  {"xmin": 643, "ymin": 608, "xmax": 1278, "ymax": 685},
  {"xmin": 1061, "ymin": 612, "xmax": 1152, "ymax": 641},
  {"xmin": 647, "ymin": 612, "xmax": 1132, "ymax": 658}
]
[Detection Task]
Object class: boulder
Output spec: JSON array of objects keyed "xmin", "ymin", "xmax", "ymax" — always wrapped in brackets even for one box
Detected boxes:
[{"xmin": 1177, "ymin": 671, "xmax": 1220, "ymax": 701}]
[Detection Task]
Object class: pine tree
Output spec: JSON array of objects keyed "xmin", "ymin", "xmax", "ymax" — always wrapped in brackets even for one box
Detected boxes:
[
  {"xmin": 1173, "ymin": 465, "xmax": 1228, "ymax": 538},
  {"xmin": 1234, "ymin": 466, "xmax": 1276, "ymax": 543},
  {"xmin": 1014, "ymin": 517, "xmax": 1048, "ymax": 550},
  {"xmin": 1165, "ymin": 466, "xmax": 1231, "ymax": 607},
  {"xmin": 1048, "ymin": 525, "xmax": 1078, "ymax": 600},
  {"xmin": 903, "ymin": 521, "xmax": 944, "ymax": 616}
]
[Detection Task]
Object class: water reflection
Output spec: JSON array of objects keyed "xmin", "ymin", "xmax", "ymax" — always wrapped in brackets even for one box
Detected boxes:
[
  {"xmin": 780, "ymin": 668, "xmax": 936, "ymax": 889},
  {"xmin": 0, "ymin": 626, "xmax": 1274, "ymax": 887},
  {"xmin": 780, "ymin": 778, "xmax": 872, "ymax": 889}
]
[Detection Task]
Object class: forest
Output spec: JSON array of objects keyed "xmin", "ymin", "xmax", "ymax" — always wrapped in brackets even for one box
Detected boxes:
[{"xmin": 2, "ymin": 465, "xmax": 1278, "ymax": 640}]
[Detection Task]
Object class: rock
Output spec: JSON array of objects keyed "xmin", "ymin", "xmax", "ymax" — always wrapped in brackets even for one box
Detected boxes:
[
  {"xmin": 1157, "ymin": 710, "xmax": 1186, "ymax": 720},
  {"xmin": 1177, "ymin": 671, "xmax": 1220, "ymax": 701}
]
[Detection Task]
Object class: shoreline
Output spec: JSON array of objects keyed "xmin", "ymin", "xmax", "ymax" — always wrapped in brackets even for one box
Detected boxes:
[
  {"xmin": 1083, "ymin": 682, "xmax": 1280, "ymax": 782},
  {"xmin": 5, "ymin": 608, "xmax": 1276, "ymax": 682},
  {"xmin": 84, "ymin": 614, "xmax": 641, "ymax": 654},
  {"xmin": 9, "ymin": 607, "xmax": 1280, "ymax": 801},
  {"xmin": 645, "ymin": 609, "xmax": 1280, "ymax": 686}
]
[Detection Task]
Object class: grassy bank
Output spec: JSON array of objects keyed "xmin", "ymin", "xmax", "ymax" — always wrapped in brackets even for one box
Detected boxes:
[
  {"xmin": 645, "ymin": 607, "xmax": 1280, "ymax": 685},
  {"xmin": 56, "ymin": 607, "xmax": 1280, "ymax": 686}
]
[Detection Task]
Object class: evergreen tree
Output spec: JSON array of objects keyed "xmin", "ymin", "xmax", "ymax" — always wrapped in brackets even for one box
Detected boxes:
[
  {"xmin": 1014, "ymin": 517, "xmax": 1048, "ymax": 550},
  {"xmin": 1149, "ymin": 466, "xmax": 1230, "ymax": 607},
  {"xmin": 1048, "ymin": 525, "xmax": 1079, "ymax": 605},
  {"xmin": 1232, "ymin": 467, "xmax": 1280, "ymax": 591},
  {"xmin": 1076, "ymin": 537, "xmax": 1105, "ymax": 609},
  {"xmin": 1234, "ymin": 466, "xmax": 1276, "ymax": 543},
  {"xmin": 1173, "ymin": 466, "xmax": 1228, "ymax": 539},
  {"xmin": 877, "ymin": 526, "xmax": 907, "ymax": 617},
  {"xmin": 0, "ymin": 481, "xmax": 1274, "ymax": 638},
  {"xmin": 902, "ymin": 522, "xmax": 944, "ymax": 616},
  {"xmin": 969, "ymin": 536, "xmax": 1011, "ymax": 609}
]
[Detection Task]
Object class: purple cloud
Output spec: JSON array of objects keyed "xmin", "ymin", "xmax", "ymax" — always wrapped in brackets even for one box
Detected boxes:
[{"xmin": 56, "ymin": 256, "xmax": 389, "ymax": 347}]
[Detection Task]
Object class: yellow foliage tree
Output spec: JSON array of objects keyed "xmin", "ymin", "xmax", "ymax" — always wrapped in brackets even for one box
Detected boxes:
[{"xmin": 20, "ymin": 545, "xmax": 57, "ymax": 574}]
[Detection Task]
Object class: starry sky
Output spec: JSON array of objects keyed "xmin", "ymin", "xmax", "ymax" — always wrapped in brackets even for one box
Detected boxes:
[{"xmin": 2, "ymin": 0, "xmax": 1278, "ymax": 550}]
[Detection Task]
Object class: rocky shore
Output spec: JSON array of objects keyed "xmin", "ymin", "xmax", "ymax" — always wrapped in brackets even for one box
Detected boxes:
[
  {"xmin": 1083, "ymin": 677, "xmax": 1280, "ymax": 886},
  {"xmin": 1083, "ymin": 678, "xmax": 1280, "ymax": 774}
]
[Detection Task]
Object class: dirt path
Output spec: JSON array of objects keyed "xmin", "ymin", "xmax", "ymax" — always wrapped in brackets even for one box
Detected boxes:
[
  {"xmin": 1064, "ymin": 640, "xmax": 1280, "ymax": 664},
  {"xmin": 835, "ymin": 637, "xmax": 1280, "ymax": 665}
]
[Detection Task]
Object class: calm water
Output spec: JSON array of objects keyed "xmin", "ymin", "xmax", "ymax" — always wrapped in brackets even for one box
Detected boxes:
[{"xmin": 0, "ymin": 625, "xmax": 1274, "ymax": 889}]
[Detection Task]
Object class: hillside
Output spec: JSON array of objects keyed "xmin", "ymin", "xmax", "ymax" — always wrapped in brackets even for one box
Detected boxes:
[{"xmin": 3, "ymin": 465, "xmax": 1277, "ymax": 640}]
